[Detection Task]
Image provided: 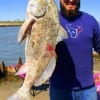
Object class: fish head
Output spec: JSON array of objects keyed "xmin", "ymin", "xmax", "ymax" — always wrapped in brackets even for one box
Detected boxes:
[
  {"xmin": 18, "ymin": 0, "xmax": 51, "ymax": 43},
  {"xmin": 27, "ymin": 0, "xmax": 49, "ymax": 18}
]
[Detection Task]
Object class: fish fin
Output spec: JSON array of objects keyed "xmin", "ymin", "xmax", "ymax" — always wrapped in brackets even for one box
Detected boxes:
[
  {"xmin": 7, "ymin": 87, "xmax": 30, "ymax": 100},
  {"xmin": 34, "ymin": 58, "xmax": 56, "ymax": 86},
  {"xmin": 15, "ymin": 65, "xmax": 27, "ymax": 76},
  {"xmin": 18, "ymin": 18, "xmax": 34, "ymax": 43},
  {"xmin": 56, "ymin": 25, "xmax": 68, "ymax": 43}
]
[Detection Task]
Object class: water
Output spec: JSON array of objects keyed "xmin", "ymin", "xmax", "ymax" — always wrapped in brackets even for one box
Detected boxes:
[{"xmin": 0, "ymin": 26, "xmax": 25, "ymax": 66}]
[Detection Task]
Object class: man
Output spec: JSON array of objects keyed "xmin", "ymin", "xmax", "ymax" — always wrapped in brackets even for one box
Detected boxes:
[{"xmin": 49, "ymin": 0, "xmax": 100, "ymax": 100}]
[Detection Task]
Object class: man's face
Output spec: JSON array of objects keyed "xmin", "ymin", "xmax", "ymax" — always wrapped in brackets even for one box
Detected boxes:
[{"xmin": 60, "ymin": 0, "xmax": 80, "ymax": 20}]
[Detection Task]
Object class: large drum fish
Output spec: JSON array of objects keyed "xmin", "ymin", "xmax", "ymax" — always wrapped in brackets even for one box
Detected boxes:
[{"xmin": 7, "ymin": 0, "xmax": 67, "ymax": 99}]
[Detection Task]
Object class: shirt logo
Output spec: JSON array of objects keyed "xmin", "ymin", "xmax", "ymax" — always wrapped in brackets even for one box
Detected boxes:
[{"xmin": 66, "ymin": 24, "xmax": 82, "ymax": 38}]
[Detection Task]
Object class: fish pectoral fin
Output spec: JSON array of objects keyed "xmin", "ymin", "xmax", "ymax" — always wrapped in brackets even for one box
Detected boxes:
[
  {"xmin": 34, "ymin": 58, "xmax": 56, "ymax": 86},
  {"xmin": 18, "ymin": 18, "xmax": 35, "ymax": 43},
  {"xmin": 15, "ymin": 65, "xmax": 27, "ymax": 76}
]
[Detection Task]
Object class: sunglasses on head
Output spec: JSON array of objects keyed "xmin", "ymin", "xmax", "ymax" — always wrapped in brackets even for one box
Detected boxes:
[{"xmin": 63, "ymin": 0, "xmax": 80, "ymax": 5}]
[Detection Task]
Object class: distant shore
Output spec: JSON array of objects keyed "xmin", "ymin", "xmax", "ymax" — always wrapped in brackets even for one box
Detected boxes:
[{"xmin": 0, "ymin": 21, "xmax": 23, "ymax": 27}]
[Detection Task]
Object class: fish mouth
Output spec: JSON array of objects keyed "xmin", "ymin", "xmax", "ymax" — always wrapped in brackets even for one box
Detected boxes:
[{"xmin": 18, "ymin": 17, "xmax": 35, "ymax": 43}]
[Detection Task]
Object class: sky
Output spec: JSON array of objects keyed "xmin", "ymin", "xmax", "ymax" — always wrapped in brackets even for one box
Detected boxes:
[{"xmin": 0, "ymin": 0, "xmax": 100, "ymax": 21}]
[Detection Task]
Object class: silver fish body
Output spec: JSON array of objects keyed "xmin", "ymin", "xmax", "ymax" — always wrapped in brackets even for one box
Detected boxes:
[{"xmin": 7, "ymin": 0, "xmax": 67, "ymax": 100}]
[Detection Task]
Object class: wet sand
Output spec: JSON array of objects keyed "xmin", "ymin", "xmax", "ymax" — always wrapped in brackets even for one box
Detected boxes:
[{"xmin": 0, "ymin": 56, "xmax": 100, "ymax": 100}]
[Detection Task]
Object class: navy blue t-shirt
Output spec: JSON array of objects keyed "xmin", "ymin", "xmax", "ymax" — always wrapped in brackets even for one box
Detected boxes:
[{"xmin": 50, "ymin": 11, "xmax": 100, "ymax": 90}]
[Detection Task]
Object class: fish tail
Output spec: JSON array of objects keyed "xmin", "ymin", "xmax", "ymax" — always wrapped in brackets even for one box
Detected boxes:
[{"xmin": 7, "ymin": 87, "xmax": 30, "ymax": 100}]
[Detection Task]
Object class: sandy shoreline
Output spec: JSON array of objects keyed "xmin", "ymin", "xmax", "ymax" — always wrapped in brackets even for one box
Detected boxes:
[
  {"xmin": 0, "ymin": 21, "xmax": 23, "ymax": 27},
  {"xmin": 0, "ymin": 56, "xmax": 100, "ymax": 100}
]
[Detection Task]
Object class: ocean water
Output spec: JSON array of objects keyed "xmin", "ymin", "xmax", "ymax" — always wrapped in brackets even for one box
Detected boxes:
[{"xmin": 0, "ymin": 26, "xmax": 25, "ymax": 66}]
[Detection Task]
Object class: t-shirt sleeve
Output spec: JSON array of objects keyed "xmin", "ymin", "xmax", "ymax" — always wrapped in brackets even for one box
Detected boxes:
[{"xmin": 93, "ymin": 18, "xmax": 100, "ymax": 52}]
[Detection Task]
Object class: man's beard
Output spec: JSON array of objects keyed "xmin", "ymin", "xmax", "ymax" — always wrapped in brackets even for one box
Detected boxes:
[{"xmin": 60, "ymin": 3, "xmax": 80, "ymax": 20}]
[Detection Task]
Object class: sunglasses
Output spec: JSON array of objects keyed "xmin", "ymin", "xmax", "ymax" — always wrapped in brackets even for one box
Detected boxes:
[{"xmin": 63, "ymin": 0, "xmax": 80, "ymax": 5}]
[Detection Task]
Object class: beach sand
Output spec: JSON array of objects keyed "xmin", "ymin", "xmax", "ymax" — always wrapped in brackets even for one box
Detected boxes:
[{"xmin": 0, "ymin": 55, "xmax": 100, "ymax": 100}]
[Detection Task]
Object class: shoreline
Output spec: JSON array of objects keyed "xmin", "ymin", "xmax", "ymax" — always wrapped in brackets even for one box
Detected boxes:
[{"xmin": 0, "ymin": 21, "xmax": 23, "ymax": 27}]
